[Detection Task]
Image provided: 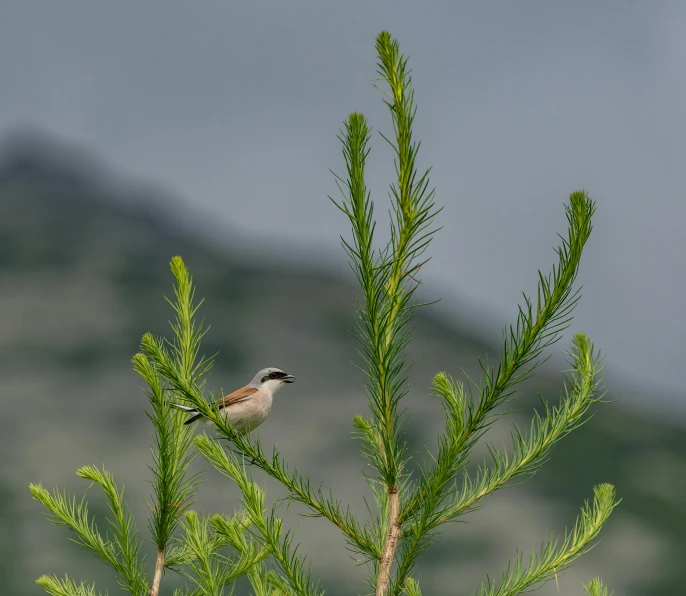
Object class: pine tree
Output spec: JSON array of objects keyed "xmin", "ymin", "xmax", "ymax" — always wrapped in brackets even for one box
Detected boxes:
[{"xmin": 30, "ymin": 31, "xmax": 617, "ymax": 596}]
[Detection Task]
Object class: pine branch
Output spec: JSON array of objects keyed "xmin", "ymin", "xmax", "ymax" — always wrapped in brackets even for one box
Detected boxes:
[
  {"xmin": 215, "ymin": 388, "xmax": 380, "ymax": 561},
  {"xmin": 166, "ymin": 511, "xmax": 255, "ymax": 568},
  {"xmin": 248, "ymin": 560, "xmax": 298, "ymax": 596},
  {"xmin": 194, "ymin": 434, "xmax": 323, "ymax": 596},
  {"xmin": 402, "ymin": 578, "xmax": 422, "ymax": 596},
  {"xmin": 476, "ymin": 484, "xmax": 619, "ymax": 596},
  {"xmin": 440, "ymin": 334, "xmax": 603, "ymax": 524},
  {"xmin": 166, "ymin": 511, "xmax": 272, "ymax": 595},
  {"xmin": 133, "ymin": 350, "xmax": 199, "ymax": 546},
  {"xmin": 178, "ymin": 510, "xmax": 270, "ymax": 596},
  {"xmin": 401, "ymin": 191, "xmax": 596, "ymax": 526},
  {"xmin": 331, "ymin": 30, "xmax": 439, "ymax": 596},
  {"xmin": 392, "ymin": 334, "xmax": 605, "ymax": 590},
  {"xmin": 35, "ymin": 575, "xmax": 102, "ymax": 596},
  {"xmin": 29, "ymin": 482, "xmax": 148, "ymax": 594},
  {"xmin": 133, "ymin": 350, "xmax": 199, "ymax": 594},
  {"xmin": 584, "ymin": 577, "xmax": 612, "ymax": 596},
  {"xmin": 373, "ymin": 30, "xmax": 439, "ymax": 596},
  {"xmin": 264, "ymin": 568, "xmax": 303, "ymax": 596},
  {"xmin": 166, "ymin": 256, "xmax": 215, "ymax": 390},
  {"xmin": 76, "ymin": 465, "xmax": 148, "ymax": 594},
  {"xmin": 133, "ymin": 256, "xmax": 208, "ymax": 596}
]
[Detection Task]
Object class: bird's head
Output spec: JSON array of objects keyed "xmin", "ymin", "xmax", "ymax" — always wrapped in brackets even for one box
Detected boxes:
[{"xmin": 250, "ymin": 367, "xmax": 296, "ymax": 393}]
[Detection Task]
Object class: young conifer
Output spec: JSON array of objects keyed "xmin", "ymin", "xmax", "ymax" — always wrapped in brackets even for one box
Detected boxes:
[{"xmin": 30, "ymin": 31, "xmax": 617, "ymax": 596}]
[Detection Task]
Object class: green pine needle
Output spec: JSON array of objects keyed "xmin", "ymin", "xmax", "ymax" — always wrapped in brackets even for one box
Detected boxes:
[
  {"xmin": 36, "ymin": 575, "xmax": 102, "ymax": 596},
  {"xmin": 584, "ymin": 577, "xmax": 613, "ymax": 596},
  {"xmin": 477, "ymin": 484, "xmax": 619, "ymax": 596}
]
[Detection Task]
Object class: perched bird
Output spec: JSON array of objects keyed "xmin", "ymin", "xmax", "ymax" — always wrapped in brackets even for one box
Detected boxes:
[{"xmin": 171, "ymin": 367, "xmax": 295, "ymax": 432}]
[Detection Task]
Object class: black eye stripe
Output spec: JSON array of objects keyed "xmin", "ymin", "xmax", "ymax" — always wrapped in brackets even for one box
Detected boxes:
[{"xmin": 262, "ymin": 371, "xmax": 286, "ymax": 382}]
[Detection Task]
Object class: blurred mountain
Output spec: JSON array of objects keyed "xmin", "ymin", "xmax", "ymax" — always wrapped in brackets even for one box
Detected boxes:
[{"xmin": 1, "ymin": 133, "xmax": 684, "ymax": 596}]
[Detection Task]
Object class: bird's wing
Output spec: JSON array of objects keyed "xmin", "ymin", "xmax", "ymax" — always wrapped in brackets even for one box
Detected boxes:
[
  {"xmin": 181, "ymin": 386, "xmax": 259, "ymax": 426},
  {"xmin": 216, "ymin": 386, "xmax": 259, "ymax": 409}
]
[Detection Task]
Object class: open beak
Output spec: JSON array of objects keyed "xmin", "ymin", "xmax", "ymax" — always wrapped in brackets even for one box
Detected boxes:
[{"xmin": 283, "ymin": 375, "xmax": 296, "ymax": 383}]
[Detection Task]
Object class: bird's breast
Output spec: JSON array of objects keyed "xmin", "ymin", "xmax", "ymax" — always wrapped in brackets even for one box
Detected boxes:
[{"xmin": 222, "ymin": 391, "xmax": 273, "ymax": 433}]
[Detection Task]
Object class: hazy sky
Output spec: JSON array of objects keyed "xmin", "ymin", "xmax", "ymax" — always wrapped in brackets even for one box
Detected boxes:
[{"xmin": 1, "ymin": 1, "xmax": 684, "ymax": 409}]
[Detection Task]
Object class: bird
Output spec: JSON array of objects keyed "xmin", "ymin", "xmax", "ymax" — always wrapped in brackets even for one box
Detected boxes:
[{"xmin": 171, "ymin": 367, "xmax": 295, "ymax": 432}]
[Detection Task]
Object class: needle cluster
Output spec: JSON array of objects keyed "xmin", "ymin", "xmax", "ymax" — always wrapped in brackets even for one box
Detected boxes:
[{"xmin": 29, "ymin": 31, "xmax": 619, "ymax": 596}]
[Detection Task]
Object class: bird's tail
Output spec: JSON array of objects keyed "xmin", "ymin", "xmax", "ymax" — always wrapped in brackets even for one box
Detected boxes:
[
  {"xmin": 171, "ymin": 403, "xmax": 197, "ymax": 413},
  {"xmin": 170, "ymin": 402, "xmax": 203, "ymax": 425}
]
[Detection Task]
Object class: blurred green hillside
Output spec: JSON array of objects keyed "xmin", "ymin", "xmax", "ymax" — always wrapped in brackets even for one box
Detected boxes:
[{"xmin": 1, "ymin": 136, "xmax": 684, "ymax": 595}]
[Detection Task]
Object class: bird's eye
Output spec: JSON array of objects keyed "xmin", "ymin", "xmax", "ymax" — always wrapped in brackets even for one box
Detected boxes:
[{"xmin": 270, "ymin": 372, "xmax": 278, "ymax": 378}]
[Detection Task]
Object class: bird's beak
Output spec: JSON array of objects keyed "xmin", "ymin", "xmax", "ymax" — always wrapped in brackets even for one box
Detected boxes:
[{"xmin": 283, "ymin": 375, "xmax": 296, "ymax": 383}]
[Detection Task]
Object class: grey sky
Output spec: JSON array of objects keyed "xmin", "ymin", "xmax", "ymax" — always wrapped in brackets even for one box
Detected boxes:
[{"xmin": 1, "ymin": 1, "xmax": 684, "ymax": 408}]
